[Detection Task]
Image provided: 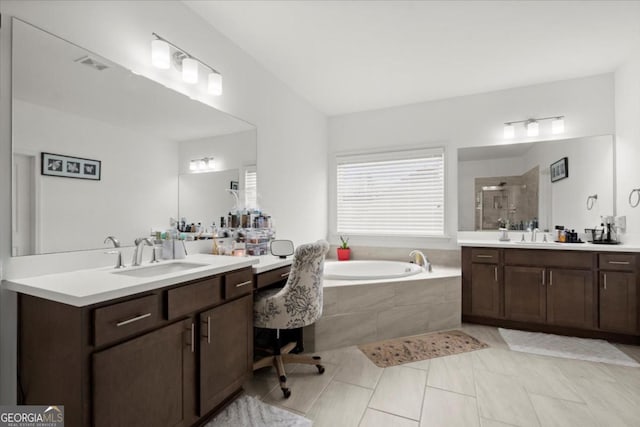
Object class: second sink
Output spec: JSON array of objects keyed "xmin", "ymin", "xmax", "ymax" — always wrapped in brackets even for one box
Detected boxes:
[{"xmin": 113, "ymin": 262, "xmax": 208, "ymax": 278}]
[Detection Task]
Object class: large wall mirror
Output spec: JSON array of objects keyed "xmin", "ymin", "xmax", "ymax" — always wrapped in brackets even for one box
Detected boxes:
[
  {"xmin": 458, "ymin": 135, "xmax": 615, "ymax": 233},
  {"xmin": 12, "ymin": 18, "xmax": 256, "ymax": 256}
]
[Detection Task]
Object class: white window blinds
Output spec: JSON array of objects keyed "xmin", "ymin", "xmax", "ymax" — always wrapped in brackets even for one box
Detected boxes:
[
  {"xmin": 244, "ymin": 168, "xmax": 257, "ymax": 209},
  {"xmin": 336, "ymin": 148, "xmax": 445, "ymax": 236}
]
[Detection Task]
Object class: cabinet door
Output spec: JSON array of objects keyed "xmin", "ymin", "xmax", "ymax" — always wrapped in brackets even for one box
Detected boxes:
[
  {"xmin": 505, "ymin": 266, "xmax": 546, "ymax": 323},
  {"xmin": 547, "ymin": 269, "xmax": 594, "ymax": 329},
  {"xmin": 600, "ymin": 272, "xmax": 638, "ymax": 334},
  {"xmin": 470, "ymin": 263, "xmax": 501, "ymax": 318},
  {"xmin": 199, "ymin": 294, "xmax": 253, "ymax": 416},
  {"xmin": 93, "ymin": 319, "xmax": 195, "ymax": 427}
]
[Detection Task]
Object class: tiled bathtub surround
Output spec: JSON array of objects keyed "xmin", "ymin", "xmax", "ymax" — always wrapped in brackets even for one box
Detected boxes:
[{"xmin": 306, "ymin": 267, "xmax": 461, "ymax": 351}]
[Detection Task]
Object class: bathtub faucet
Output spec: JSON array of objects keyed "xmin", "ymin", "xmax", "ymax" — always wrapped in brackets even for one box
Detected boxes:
[{"xmin": 409, "ymin": 250, "xmax": 432, "ymax": 272}]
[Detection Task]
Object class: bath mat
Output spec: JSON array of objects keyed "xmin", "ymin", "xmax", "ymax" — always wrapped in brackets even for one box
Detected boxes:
[
  {"xmin": 358, "ymin": 330, "xmax": 489, "ymax": 368},
  {"xmin": 204, "ymin": 394, "xmax": 311, "ymax": 427},
  {"xmin": 499, "ymin": 328, "xmax": 640, "ymax": 367}
]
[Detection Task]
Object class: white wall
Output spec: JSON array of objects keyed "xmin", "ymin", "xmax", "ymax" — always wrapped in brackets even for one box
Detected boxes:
[
  {"xmin": 458, "ymin": 156, "xmax": 526, "ymax": 231},
  {"xmin": 14, "ymin": 99, "xmax": 179, "ymax": 253},
  {"xmin": 329, "ymin": 74, "xmax": 615, "ymax": 248},
  {"xmin": 615, "ymin": 53, "xmax": 640, "ymax": 244},
  {"xmin": 523, "ymin": 136, "xmax": 614, "ymax": 233},
  {"xmin": 0, "ymin": 1, "xmax": 327, "ymax": 404}
]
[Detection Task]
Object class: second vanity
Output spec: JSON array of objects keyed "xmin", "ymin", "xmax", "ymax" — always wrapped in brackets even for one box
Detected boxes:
[
  {"xmin": 4, "ymin": 254, "xmax": 292, "ymax": 427},
  {"xmin": 460, "ymin": 239, "xmax": 640, "ymax": 343}
]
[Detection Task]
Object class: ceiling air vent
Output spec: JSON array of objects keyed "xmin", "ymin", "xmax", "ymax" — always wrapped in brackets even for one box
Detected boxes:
[{"xmin": 74, "ymin": 55, "xmax": 109, "ymax": 71}]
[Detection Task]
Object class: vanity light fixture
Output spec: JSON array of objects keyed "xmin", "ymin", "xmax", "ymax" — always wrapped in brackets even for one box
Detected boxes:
[
  {"xmin": 551, "ymin": 117, "xmax": 565, "ymax": 134},
  {"xmin": 151, "ymin": 33, "xmax": 223, "ymax": 95},
  {"xmin": 189, "ymin": 157, "xmax": 215, "ymax": 172},
  {"xmin": 503, "ymin": 123, "xmax": 515, "ymax": 139},
  {"xmin": 503, "ymin": 115, "xmax": 565, "ymax": 139}
]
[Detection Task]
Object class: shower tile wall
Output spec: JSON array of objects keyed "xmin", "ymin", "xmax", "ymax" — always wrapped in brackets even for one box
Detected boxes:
[{"xmin": 474, "ymin": 166, "xmax": 539, "ymax": 230}]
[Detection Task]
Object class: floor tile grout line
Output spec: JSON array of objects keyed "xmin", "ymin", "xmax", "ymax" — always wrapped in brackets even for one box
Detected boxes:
[
  {"xmin": 424, "ymin": 384, "xmax": 477, "ymax": 399},
  {"xmin": 417, "ymin": 362, "xmax": 431, "ymax": 425},
  {"xmin": 470, "ymin": 350, "xmax": 484, "ymax": 427}
]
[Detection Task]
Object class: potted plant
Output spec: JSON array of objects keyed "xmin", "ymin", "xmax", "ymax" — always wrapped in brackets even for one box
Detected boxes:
[{"xmin": 337, "ymin": 236, "xmax": 351, "ymax": 261}]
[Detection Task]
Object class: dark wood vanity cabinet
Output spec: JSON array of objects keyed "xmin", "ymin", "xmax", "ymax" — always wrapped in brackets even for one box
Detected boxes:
[
  {"xmin": 18, "ymin": 267, "xmax": 255, "ymax": 427},
  {"xmin": 199, "ymin": 295, "xmax": 252, "ymax": 416},
  {"xmin": 504, "ymin": 266, "xmax": 546, "ymax": 323},
  {"xmin": 463, "ymin": 247, "xmax": 502, "ymax": 318},
  {"xmin": 93, "ymin": 319, "xmax": 195, "ymax": 427},
  {"xmin": 463, "ymin": 247, "xmax": 638, "ymax": 342}
]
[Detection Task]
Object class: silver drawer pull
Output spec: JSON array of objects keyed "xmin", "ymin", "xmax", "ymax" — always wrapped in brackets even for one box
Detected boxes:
[
  {"xmin": 191, "ymin": 322, "xmax": 195, "ymax": 353},
  {"xmin": 116, "ymin": 312, "xmax": 151, "ymax": 327},
  {"xmin": 604, "ymin": 273, "xmax": 607, "ymax": 290},
  {"xmin": 235, "ymin": 280, "xmax": 252, "ymax": 288},
  {"xmin": 608, "ymin": 261, "xmax": 630, "ymax": 265},
  {"xmin": 207, "ymin": 316, "xmax": 211, "ymax": 344},
  {"xmin": 281, "ymin": 272, "xmax": 290, "ymax": 278},
  {"xmin": 494, "ymin": 267, "xmax": 498, "ymax": 282},
  {"xmin": 476, "ymin": 255, "xmax": 493, "ymax": 258}
]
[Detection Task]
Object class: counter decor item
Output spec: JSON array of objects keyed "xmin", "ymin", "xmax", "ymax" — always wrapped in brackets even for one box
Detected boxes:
[{"xmin": 337, "ymin": 235, "xmax": 351, "ymax": 261}]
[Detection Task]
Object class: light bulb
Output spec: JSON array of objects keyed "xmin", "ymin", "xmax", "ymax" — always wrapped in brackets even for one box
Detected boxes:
[
  {"xmin": 526, "ymin": 120, "xmax": 539, "ymax": 137},
  {"xmin": 182, "ymin": 57, "xmax": 198, "ymax": 84},
  {"xmin": 552, "ymin": 117, "xmax": 565, "ymax": 134},
  {"xmin": 189, "ymin": 160, "xmax": 197, "ymax": 171},
  {"xmin": 151, "ymin": 39, "xmax": 170, "ymax": 69},
  {"xmin": 503, "ymin": 124, "xmax": 514, "ymax": 139},
  {"xmin": 208, "ymin": 72, "xmax": 223, "ymax": 96},
  {"xmin": 198, "ymin": 159, "xmax": 206, "ymax": 170},
  {"xmin": 206, "ymin": 158, "xmax": 215, "ymax": 169}
]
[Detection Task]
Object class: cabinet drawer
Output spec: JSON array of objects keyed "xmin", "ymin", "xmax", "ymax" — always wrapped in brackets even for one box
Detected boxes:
[
  {"xmin": 224, "ymin": 268, "xmax": 254, "ymax": 300},
  {"xmin": 167, "ymin": 276, "xmax": 222, "ymax": 320},
  {"xmin": 471, "ymin": 248, "xmax": 499, "ymax": 264},
  {"xmin": 505, "ymin": 249, "xmax": 592, "ymax": 269},
  {"xmin": 94, "ymin": 294, "xmax": 161, "ymax": 347},
  {"xmin": 255, "ymin": 266, "xmax": 291, "ymax": 289},
  {"xmin": 599, "ymin": 253, "xmax": 636, "ymax": 272}
]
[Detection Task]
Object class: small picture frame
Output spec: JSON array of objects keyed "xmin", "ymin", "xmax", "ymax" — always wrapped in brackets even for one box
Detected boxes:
[
  {"xmin": 550, "ymin": 157, "xmax": 568, "ymax": 183},
  {"xmin": 41, "ymin": 152, "xmax": 101, "ymax": 181},
  {"xmin": 230, "ymin": 180, "xmax": 239, "ymax": 191}
]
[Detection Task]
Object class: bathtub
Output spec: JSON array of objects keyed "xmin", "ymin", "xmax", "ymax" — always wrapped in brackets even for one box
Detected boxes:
[
  {"xmin": 306, "ymin": 261, "xmax": 462, "ymax": 352},
  {"xmin": 323, "ymin": 260, "xmax": 423, "ymax": 280}
]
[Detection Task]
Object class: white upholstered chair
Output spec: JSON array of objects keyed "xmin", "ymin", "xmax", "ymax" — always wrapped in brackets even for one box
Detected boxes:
[{"xmin": 253, "ymin": 240, "xmax": 330, "ymax": 398}]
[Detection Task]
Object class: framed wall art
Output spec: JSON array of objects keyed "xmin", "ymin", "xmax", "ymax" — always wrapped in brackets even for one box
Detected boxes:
[{"xmin": 41, "ymin": 152, "xmax": 101, "ymax": 181}]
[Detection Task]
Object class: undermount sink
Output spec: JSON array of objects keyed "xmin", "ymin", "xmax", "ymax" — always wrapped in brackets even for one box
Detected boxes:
[
  {"xmin": 511, "ymin": 240, "xmax": 557, "ymax": 245},
  {"xmin": 112, "ymin": 262, "xmax": 208, "ymax": 278}
]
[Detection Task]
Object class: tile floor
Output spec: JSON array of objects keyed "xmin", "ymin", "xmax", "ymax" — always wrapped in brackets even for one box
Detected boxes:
[{"xmin": 243, "ymin": 324, "xmax": 640, "ymax": 427}]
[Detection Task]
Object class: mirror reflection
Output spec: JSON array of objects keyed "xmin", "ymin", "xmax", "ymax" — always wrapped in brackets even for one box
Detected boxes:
[
  {"xmin": 11, "ymin": 19, "xmax": 256, "ymax": 256},
  {"xmin": 458, "ymin": 135, "xmax": 614, "ymax": 233}
]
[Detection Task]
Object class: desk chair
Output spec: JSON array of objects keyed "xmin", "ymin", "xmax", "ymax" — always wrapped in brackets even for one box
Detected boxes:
[{"xmin": 253, "ymin": 240, "xmax": 330, "ymax": 398}]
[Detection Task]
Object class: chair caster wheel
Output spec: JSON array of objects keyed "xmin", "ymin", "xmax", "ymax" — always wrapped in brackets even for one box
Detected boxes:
[
  {"xmin": 282, "ymin": 387, "xmax": 291, "ymax": 398},
  {"xmin": 316, "ymin": 365, "xmax": 325, "ymax": 374}
]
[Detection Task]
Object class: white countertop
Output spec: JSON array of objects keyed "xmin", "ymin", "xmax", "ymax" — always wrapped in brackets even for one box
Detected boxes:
[
  {"xmin": 3, "ymin": 254, "xmax": 259, "ymax": 307},
  {"xmin": 251, "ymin": 255, "xmax": 293, "ymax": 274},
  {"xmin": 458, "ymin": 239, "xmax": 640, "ymax": 252}
]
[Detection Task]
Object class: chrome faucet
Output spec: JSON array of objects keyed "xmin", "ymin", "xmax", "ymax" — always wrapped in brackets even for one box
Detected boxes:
[
  {"xmin": 105, "ymin": 250, "xmax": 125, "ymax": 269},
  {"xmin": 531, "ymin": 228, "xmax": 540, "ymax": 243},
  {"xmin": 104, "ymin": 236, "xmax": 120, "ymax": 248},
  {"xmin": 132, "ymin": 237, "xmax": 154, "ymax": 266},
  {"xmin": 409, "ymin": 250, "xmax": 432, "ymax": 272}
]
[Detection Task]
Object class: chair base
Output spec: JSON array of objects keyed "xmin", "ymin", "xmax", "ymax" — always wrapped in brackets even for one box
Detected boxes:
[{"xmin": 253, "ymin": 340, "xmax": 324, "ymax": 398}]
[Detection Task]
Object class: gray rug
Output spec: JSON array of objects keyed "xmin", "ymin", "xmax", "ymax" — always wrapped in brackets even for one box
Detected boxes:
[
  {"xmin": 499, "ymin": 328, "xmax": 640, "ymax": 367},
  {"xmin": 205, "ymin": 395, "xmax": 312, "ymax": 427}
]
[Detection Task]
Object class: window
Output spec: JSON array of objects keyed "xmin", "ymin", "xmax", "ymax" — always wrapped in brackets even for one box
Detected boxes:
[
  {"xmin": 336, "ymin": 148, "xmax": 445, "ymax": 236},
  {"xmin": 244, "ymin": 167, "xmax": 257, "ymax": 209}
]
